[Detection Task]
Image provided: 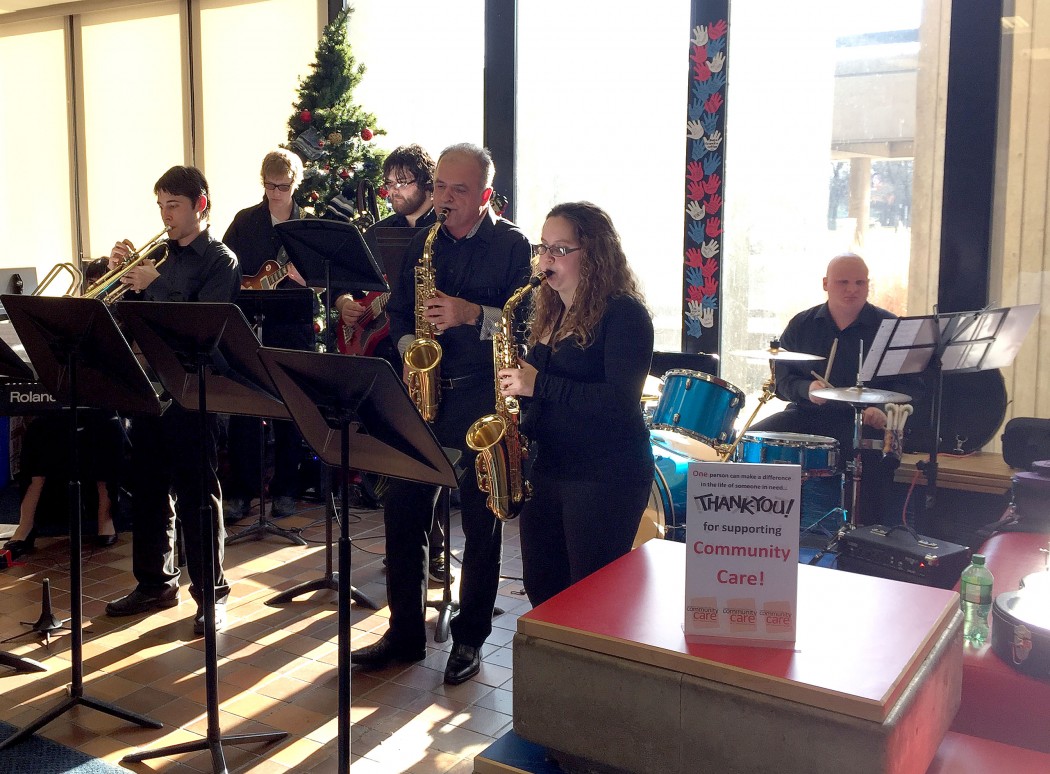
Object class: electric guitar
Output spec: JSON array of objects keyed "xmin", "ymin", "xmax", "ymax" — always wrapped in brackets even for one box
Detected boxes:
[
  {"xmin": 337, "ymin": 289, "xmax": 391, "ymax": 356},
  {"xmin": 241, "ymin": 259, "xmax": 299, "ymax": 291}
]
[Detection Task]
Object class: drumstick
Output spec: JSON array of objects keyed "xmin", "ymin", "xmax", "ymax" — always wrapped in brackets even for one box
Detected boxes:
[
  {"xmin": 824, "ymin": 338, "xmax": 838, "ymax": 382},
  {"xmin": 810, "ymin": 370, "xmax": 831, "ymax": 387}
]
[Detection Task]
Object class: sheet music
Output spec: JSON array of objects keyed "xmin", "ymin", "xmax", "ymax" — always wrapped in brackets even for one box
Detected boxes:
[{"xmin": 860, "ymin": 304, "xmax": 1039, "ymax": 381}]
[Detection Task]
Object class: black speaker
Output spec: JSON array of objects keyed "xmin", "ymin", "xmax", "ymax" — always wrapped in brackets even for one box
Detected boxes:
[{"xmin": 903, "ymin": 369, "xmax": 1007, "ymax": 455}]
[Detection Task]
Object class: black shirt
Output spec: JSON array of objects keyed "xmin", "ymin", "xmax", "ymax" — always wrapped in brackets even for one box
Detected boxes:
[
  {"xmin": 775, "ymin": 301, "xmax": 923, "ymax": 427},
  {"xmin": 143, "ymin": 228, "xmax": 240, "ymax": 303},
  {"xmin": 386, "ymin": 208, "xmax": 532, "ymax": 378},
  {"xmin": 523, "ymin": 295, "xmax": 654, "ymax": 484},
  {"xmin": 222, "ymin": 199, "xmax": 305, "ymax": 277}
]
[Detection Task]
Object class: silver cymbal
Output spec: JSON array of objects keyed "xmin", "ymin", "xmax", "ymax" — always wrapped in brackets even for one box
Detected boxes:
[
  {"xmin": 731, "ymin": 347, "xmax": 826, "ymax": 362},
  {"xmin": 811, "ymin": 386, "xmax": 912, "ymax": 405}
]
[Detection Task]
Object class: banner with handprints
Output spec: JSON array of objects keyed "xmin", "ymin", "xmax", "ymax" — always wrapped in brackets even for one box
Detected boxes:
[{"xmin": 683, "ymin": 4, "xmax": 728, "ymax": 357}]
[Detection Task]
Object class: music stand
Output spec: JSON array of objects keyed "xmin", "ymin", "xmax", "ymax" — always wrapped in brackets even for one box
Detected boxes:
[
  {"xmin": 274, "ymin": 220, "xmax": 387, "ymax": 350},
  {"xmin": 365, "ymin": 225, "xmax": 427, "ymax": 290},
  {"xmin": 0, "ymin": 295, "xmax": 164, "ymax": 749},
  {"xmin": 861, "ymin": 304, "xmax": 1039, "ymax": 523},
  {"xmin": 117, "ymin": 301, "xmax": 289, "ymax": 770},
  {"xmin": 227, "ymin": 288, "xmax": 316, "ymax": 546},
  {"xmin": 258, "ymin": 346, "xmax": 457, "ymax": 774}
]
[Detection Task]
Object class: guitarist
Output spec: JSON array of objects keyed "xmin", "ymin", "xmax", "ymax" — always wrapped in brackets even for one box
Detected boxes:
[
  {"xmin": 334, "ymin": 144, "xmax": 438, "ymax": 367},
  {"xmin": 221, "ymin": 149, "xmax": 314, "ymax": 520}
]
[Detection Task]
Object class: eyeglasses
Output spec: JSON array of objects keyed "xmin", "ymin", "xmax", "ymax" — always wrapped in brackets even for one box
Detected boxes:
[
  {"xmin": 532, "ymin": 243, "xmax": 581, "ymax": 258},
  {"xmin": 383, "ymin": 179, "xmax": 415, "ymax": 190},
  {"xmin": 263, "ymin": 182, "xmax": 292, "ymax": 192}
]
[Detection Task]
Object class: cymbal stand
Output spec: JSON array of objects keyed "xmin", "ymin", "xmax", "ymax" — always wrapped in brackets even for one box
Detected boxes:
[
  {"xmin": 719, "ymin": 360, "xmax": 777, "ymax": 462},
  {"xmin": 807, "ymin": 402, "xmax": 865, "ymax": 565}
]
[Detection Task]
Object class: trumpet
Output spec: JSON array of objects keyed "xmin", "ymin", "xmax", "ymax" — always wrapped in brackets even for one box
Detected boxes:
[{"xmin": 84, "ymin": 226, "xmax": 171, "ymax": 303}]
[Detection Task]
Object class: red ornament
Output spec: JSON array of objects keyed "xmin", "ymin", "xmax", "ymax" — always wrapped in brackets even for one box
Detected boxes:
[
  {"xmin": 338, "ymin": 168, "xmax": 350, "ymax": 180},
  {"xmin": 378, "ymin": 186, "xmax": 389, "ymax": 198},
  {"xmin": 309, "ymin": 191, "xmax": 319, "ymax": 202},
  {"xmin": 360, "ymin": 127, "xmax": 373, "ymax": 141},
  {"xmin": 299, "ymin": 109, "xmax": 312, "ymax": 123}
]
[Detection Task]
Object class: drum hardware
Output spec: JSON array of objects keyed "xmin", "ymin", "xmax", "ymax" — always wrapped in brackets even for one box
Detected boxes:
[
  {"xmin": 810, "ymin": 385, "xmax": 913, "ymax": 405},
  {"xmin": 720, "ymin": 339, "xmax": 826, "ymax": 461}
]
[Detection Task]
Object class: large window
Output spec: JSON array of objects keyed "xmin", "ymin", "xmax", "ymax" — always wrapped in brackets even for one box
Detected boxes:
[
  {"xmin": 720, "ymin": 1, "xmax": 935, "ymax": 422},
  {"xmin": 515, "ymin": 2, "xmax": 690, "ymax": 349},
  {"xmin": 347, "ymin": 1, "xmax": 485, "ymax": 163},
  {"xmin": 0, "ymin": 16, "xmax": 74, "ymax": 289}
]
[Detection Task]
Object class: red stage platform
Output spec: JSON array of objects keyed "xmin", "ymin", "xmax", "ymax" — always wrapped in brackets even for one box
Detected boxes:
[{"xmin": 514, "ymin": 540, "xmax": 963, "ymax": 774}]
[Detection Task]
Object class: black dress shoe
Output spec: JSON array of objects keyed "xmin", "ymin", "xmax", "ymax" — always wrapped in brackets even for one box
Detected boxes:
[
  {"xmin": 94, "ymin": 533, "xmax": 119, "ymax": 548},
  {"xmin": 105, "ymin": 589, "xmax": 180, "ymax": 617},
  {"xmin": 443, "ymin": 642, "xmax": 481, "ymax": 685},
  {"xmin": 350, "ymin": 635, "xmax": 425, "ymax": 668},
  {"xmin": 2, "ymin": 538, "xmax": 34, "ymax": 560}
]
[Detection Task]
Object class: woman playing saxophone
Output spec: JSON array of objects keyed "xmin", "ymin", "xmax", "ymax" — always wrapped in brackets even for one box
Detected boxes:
[{"xmin": 497, "ymin": 202, "xmax": 654, "ymax": 608}]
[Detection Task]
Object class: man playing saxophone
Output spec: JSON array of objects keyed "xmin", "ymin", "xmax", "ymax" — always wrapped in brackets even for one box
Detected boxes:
[{"xmin": 351, "ymin": 143, "xmax": 531, "ymax": 686}]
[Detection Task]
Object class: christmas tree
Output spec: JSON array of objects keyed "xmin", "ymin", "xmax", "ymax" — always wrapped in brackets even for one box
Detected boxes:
[{"xmin": 286, "ymin": 6, "xmax": 387, "ymax": 217}]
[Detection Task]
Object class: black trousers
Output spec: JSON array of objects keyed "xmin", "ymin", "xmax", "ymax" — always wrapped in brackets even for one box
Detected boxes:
[
  {"xmin": 226, "ymin": 415, "xmax": 303, "ymax": 500},
  {"xmin": 382, "ymin": 376, "xmax": 501, "ymax": 651},
  {"xmin": 519, "ymin": 470, "xmax": 650, "ymax": 608},
  {"xmin": 128, "ymin": 404, "xmax": 229, "ymax": 604}
]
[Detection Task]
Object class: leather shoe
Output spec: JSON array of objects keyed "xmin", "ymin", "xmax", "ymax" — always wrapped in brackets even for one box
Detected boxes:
[
  {"xmin": 2, "ymin": 538, "xmax": 34, "ymax": 560},
  {"xmin": 94, "ymin": 533, "xmax": 119, "ymax": 548},
  {"xmin": 193, "ymin": 601, "xmax": 227, "ymax": 636},
  {"xmin": 350, "ymin": 635, "xmax": 425, "ymax": 668},
  {"xmin": 443, "ymin": 643, "xmax": 481, "ymax": 685},
  {"xmin": 105, "ymin": 589, "xmax": 180, "ymax": 617}
]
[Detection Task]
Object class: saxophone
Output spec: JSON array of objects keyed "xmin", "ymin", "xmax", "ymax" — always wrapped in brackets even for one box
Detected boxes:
[
  {"xmin": 403, "ymin": 211, "xmax": 447, "ymax": 422},
  {"xmin": 466, "ymin": 270, "xmax": 551, "ymax": 521}
]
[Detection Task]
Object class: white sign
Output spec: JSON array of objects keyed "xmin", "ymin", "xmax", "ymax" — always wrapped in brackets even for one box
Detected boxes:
[{"xmin": 684, "ymin": 461, "xmax": 801, "ymax": 647}]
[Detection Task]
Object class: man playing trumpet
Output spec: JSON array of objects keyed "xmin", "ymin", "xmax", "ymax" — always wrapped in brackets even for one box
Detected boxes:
[{"xmin": 104, "ymin": 165, "xmax": 241, "ymax": 636}]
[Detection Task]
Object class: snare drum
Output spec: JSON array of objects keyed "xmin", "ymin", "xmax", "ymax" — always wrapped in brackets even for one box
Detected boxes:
[
  {"xmin": 733, "ymin": 431, "xmax": 839, "ymax": 478},
  {"xmin": 650, "ymin": 370, "xmax": 745, "ymax": 459}
]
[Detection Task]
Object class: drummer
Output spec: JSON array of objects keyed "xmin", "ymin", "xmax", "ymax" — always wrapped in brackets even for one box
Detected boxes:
[{"xmin": 749, "ymin": 254, "xmax": 922, "ymax": 519}]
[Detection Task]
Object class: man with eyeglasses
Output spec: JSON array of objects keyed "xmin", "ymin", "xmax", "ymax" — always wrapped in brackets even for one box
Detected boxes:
[
  {"xmin": 221, "ymin": 149, "xmax": 314, "ymax": 523},
  {"xmin": 351, "ymin": 142, "xmax": 531, "ymax": 686}
]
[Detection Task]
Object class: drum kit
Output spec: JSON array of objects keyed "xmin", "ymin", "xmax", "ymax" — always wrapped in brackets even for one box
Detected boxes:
[{"xmin": 635, "ymin": 342, "xmax": 913, "ymax": 550}]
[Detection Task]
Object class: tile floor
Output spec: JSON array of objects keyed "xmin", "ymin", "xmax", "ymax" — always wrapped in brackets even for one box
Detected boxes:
[{"xmin": 0, "ymin": 497, "xmax": 531, "ymax": 772}]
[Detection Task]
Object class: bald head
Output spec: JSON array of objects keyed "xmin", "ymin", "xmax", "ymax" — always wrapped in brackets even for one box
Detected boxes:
[{"xmin": 823, "ymin": 253, "xmax": 869, "ymax": 326}]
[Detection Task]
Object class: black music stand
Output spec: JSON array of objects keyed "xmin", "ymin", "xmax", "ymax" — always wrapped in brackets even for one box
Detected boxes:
[
  {"xmin": 117, "ymin": 301, "xmax": 289, "ymax": 771},
  {"xmin": 227, "ymin": 288, "xmax": 316, "ymax": 546},
  {"xmin": 0, "ymin": 295, "xmax": 164, "ymax": 748},
  {"xmin": 0, "ymin": 330, "xmax": 47, "ymax": 673},
  {"xmin": 274, "ymin": 219, "xmax": 387, "ymax": 349},
  {"xmin": 861, "ymin": 304, "xmax": 1039, "ymax": 525},
  {"xmin": 365, "ymin": 225, "xmax": 427, "ymax": 289},
  {"xmin": 258, "ymin": 347, "xmax": 457, "ymax": 774}
]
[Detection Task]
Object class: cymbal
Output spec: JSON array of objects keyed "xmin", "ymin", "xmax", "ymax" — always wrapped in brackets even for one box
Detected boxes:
[
  {"xmin": 731, "ymin": 347, "xmax": 825, "ymax": 362},
  {"xmin": 811, "ymin": 386, "xmax": 912, "ymax": 405}
]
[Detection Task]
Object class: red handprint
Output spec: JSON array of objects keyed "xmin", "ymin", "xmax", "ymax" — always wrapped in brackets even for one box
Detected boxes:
[
  {"xmin": 686, "ymin": 285, "xmax": 706, "ymax": 302},
  {"xmin": 704, "ymin": 92, "xmax": 723, "ymax": 114},
  {"xmin": 708, "ymin": 19, "xmax": 728, "ymax": 40},
  {"xmin": 705, "ymin": 217, "xmax": 723, "ymax": 238},
  {"xmin": 685, "ymin": 248, "xmax": 705, "ymax": 268},
  {"xmin": 704, "ymin": 193, "xmax": 722, "ymax": 214},
  {"xmin": 702, "ymin": 174, "xmax": 721, "ymax": 196},
  {"xmin": 701, "ymin": 255, "xmax": 719, "ymax": 279},
  {"xmin": 687, "ymin": 180, "xmax": 706, "ymax": 202},
  {"xmin": 690, "ymin": 45, "xmax": 708, "ymax": 65},
  {"xmin": 687, "ymin": 161, "xmax": 705, "ymax": 182},
  {"xmin": 694, "ymin": 60, "xmax": 711, "ymax": 82},
  {"xmin": 702, "ymin": 276, "xmax": 719, "ymax": 297}
]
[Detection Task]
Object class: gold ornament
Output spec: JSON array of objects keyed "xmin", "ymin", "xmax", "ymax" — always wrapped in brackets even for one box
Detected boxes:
[{"xmin": 327, "ymin": 131, "xmax": 343, "ymax": 145}]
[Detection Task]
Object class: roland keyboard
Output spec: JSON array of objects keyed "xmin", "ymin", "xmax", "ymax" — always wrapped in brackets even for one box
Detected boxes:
[{"xmin": 0, "ymin": 380, "xmax": 65, "ymax": 414}]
